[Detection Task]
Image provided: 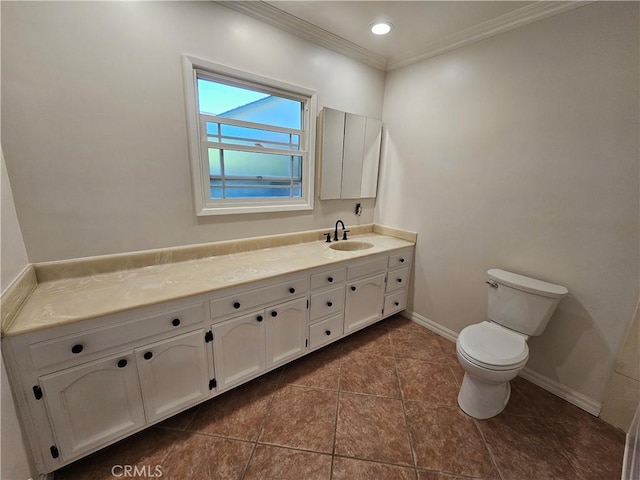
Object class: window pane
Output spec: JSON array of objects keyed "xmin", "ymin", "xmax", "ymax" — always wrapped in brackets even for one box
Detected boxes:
[
  {"xmin": 198, "ymin": 78, "xmax": 302, "ymax": 130},
  {"xmin": 206, "ymin": 122, "xmax": 300, "ymax": 151},
  {"xmin": 208, "ymin": 148, "xmax": 221, "ymax": 177},
  {"xmin": 207, "ymin": 148, "xmax": 303, "ymax": 200}
]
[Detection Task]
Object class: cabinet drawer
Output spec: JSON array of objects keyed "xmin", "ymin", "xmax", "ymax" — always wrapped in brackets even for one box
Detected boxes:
[
  {"xmin": 384, "ymin": 290, "xmax": 406, "ymax": 316},
  {"xmin": 29, "ymin": 303, "xmax": 205, "ymax": 371},
  {"xmin": 210, "ymin": 277, "xmax": 309, "ymax": 320},
  {"xmin": 347, "ymin": 256, "xmax": 387, "ymax": 280},
  {"xmin": 388, "ymin": 250, "xmax": 413, "ymax": 270},
  {"xmin": 310, "ymin": 286, "xmax": 345, "ymax": 321},
  {"xmin": 310, "ymin": 268, "xmax": 346, "ymax": 290},
  {"xmin": 386, "ymin": 267, "xmax": 410, "ymax": 293},
  {"xmin": 309, "ymin": 314, "xmax": 343, "ymax": 350}
]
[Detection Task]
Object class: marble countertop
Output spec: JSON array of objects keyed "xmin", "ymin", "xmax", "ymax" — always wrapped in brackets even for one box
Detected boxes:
[{"xmin": 2, "ymin": 231, "xmax": 414, "ymax": 337}]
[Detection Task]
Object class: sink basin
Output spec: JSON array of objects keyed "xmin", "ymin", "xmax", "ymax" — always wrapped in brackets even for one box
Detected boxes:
[{"xmin": 329, "ymin": 241, "xmax": 374, "ymax": 251}]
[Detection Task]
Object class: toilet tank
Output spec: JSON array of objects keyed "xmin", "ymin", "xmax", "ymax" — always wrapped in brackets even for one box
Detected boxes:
[{"xmin": 486, "ymin": 269, "xmax": 568, "ymax": 336}]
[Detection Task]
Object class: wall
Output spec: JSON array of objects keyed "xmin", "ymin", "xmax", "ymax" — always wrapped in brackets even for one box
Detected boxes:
[
  {"xmin": 1, "ymin": 149, "xmax": 34, "ymax": 479},
  {"xmin": 1, "ymin": 1, "xmax": 385, "ymax": 262},
  {"xmin": 601, "ymin": 302, "xmax": 640, "ymax": 431},
  {"xmin": 377, "ymin": 1, "xmax": 639, "ymax": 407}
]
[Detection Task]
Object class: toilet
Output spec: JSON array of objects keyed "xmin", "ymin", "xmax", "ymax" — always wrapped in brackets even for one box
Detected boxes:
[{"xmin": 456, "ymin": 269, "xmax": 568, "ymax": 419}]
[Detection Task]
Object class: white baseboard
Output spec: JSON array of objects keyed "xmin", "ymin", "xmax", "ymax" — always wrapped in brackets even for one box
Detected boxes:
[
  {"xmin": 401, "ymin": 309, "xmax": 458, "ymax": 342},
  {"xmin": 518, "ymin": 368, "xmax": 601, "ymax": 416},
  {"xmin": 401, "ymin": 309, "xmax": 602, "ymax": 416}
]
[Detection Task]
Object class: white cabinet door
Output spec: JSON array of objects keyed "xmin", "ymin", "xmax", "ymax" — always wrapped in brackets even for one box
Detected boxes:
[
  {"xmin": 212, "ymin": 311, "xmax": 267, "ymax": 391},
  {"xmin": 361, "ymin": 117, "xmax": 382, "ymax": 198},
  {"xmin": 341, "ymin": 113, "xmax": 366, "ymax": 199},
  {"xmin": 319, "ymin": 107, "xmax": 345, "ymax": 200},
  {"xmin": 265, "ymin": 297, "xmax": 308, "ymax": 368},
  {"xmin": 40, "ymin": 352, "xmax": 145, "ymax": 462},
  {"xmin": 135, "ymin": 330, "xmax": 209, "ymax": 423},
  {"xmin": 344, "ymin": 273, "xmax": 386, "ymax": 334}
]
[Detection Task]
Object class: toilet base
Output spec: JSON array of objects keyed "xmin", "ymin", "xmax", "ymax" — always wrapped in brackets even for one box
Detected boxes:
[{"xmin": 457, "ymin": 373, "xmax": 511, "ymax": 420}]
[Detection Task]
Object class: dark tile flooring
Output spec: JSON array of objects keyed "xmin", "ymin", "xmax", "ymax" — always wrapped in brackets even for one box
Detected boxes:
[{"xmin": 55, "ymin": 315, "xmax": 626, "ymax": 480}]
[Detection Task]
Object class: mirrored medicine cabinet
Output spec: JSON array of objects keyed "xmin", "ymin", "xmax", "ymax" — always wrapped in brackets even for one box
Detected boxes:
[{"xmin": 317, "ymin": 107, "xmax": 382, "ymax": 200}]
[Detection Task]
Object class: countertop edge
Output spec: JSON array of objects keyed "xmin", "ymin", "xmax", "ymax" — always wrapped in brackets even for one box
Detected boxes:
[{"xmin": 1, "ymin": 265, "xmax": 38, "ymax": 333}]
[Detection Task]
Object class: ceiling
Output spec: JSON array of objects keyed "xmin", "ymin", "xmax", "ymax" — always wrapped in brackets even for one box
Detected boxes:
[{"xmin": 219, "ymin": 1, "xmax": 588, "ymax": 71}]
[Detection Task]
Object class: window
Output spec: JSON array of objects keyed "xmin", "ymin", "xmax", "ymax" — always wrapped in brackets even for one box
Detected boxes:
[{"xmin": 183, "ymin": 57, "xmax": 317, "ymax": 215}]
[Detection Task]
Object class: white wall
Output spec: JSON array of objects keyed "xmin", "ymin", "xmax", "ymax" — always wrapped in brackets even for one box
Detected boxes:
[
  {"xmin": 377, "ymin": 1, "xmax": 639, "ymax": 406},
  {"xmin": 1, "ymin": 1, "xmax": 385, "ymax": 262},
  {"xmin": 1, "ymin": 149, "xmax": 34, "ymax": 479}
]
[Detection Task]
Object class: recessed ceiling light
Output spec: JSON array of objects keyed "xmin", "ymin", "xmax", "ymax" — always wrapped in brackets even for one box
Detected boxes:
[{"xmin": 370, "ymin": 21, "xmax": 393, "ymax": 36}]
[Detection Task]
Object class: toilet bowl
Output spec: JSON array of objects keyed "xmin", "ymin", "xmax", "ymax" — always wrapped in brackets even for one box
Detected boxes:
[
  {"xmin": 456, "ymin": 269, "xmax": 567, "ymax": 419},
  {"xmin": 456, "ymin": 321, "xmax": 528, "ymax": 419}
]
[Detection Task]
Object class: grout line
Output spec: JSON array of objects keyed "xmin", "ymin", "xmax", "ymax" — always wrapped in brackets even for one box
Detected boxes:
[{"xmin": 471, "ymin": 418, "xmax": 505, "ymax": 480}]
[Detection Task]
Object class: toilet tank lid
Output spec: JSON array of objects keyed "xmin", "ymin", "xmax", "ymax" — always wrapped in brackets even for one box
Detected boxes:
[{"xmin": 487, "ymin": 269, "xmax": 568, "ymax": 298}]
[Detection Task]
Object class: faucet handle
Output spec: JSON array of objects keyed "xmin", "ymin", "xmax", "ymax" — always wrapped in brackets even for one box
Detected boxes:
[
  {"xmin": 342, "ymin": 230, "xmax": 350, "ymax": 240},
  {"xmin": 324, "ymin": 233, "xmax": 332, "ymax": 243}
]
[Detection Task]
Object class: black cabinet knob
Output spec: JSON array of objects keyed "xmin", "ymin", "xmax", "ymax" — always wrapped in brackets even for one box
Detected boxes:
[
  {"xmin": 233, "ymin": 301, "xmax": 241, "ymax": 309},
  {"xmin": 256, "ymin": 315, "xmax": 263, "ymax": 322},
  {"xmin": 325, "ymin": 330, "xmax": 331, "ymax": 336},
  {"xmin": 394, "ymin": 301, "xmax": 400, "ymax": 307},
  {"xmin": 351, "ymin": 286, "xmax": 356, "ymax": 291},
  {"xmin": 400, "ymin": 258, "xmax": 405, "ymax": 263},
  {"xmin": 397, "ymin": 278, "xmax": 403, "ymax": 283},
  {"xmin": 327, "ymin": 301, "xmax": 333, "ymax": 307},
  {"xmin": 143, "ymin": 351, "xmax": 153, "ymax": 360},
  {"xmin": 328, "ymin": 276, "xmax": 334, "ymax": 283},
  {"xmin": 71, "ymin": 344, "xmax": 83, "ymax": 354},
  {"xmin": 172, "ymin": 318, "xmax": 181, "ymax": 327},
  {"xmin": 117, "ymin": 359, "xmax": 128, "ymax": 368},
  {"xmin": 271, "ymin": 311, "xmax": 278, "ymax": 317},
  {"xmin": 289, "ymin": 287, "xmax": 295, "ymax": 294}
]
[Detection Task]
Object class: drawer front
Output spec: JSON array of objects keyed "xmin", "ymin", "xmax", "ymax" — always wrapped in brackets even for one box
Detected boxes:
[
  {"xmin": 29, "ymin": 303, "xmax": 205, "ymax": 371},
  {"xmin": 386, "ymin": 267, "xmax": 410, "ymax": 293},
  {"xmin": 310, "ymin": 268, "xmax": 346, "ymax": 290},
  {"xmin": 210, "ymin": 276, "xmax": 309, "ymax": 320},
  {"xmin": 347, "ymin": 256, "xmax": 387, "ymax": 280},
  {"xmin": 309, "ymin": 314, "xmax": 343, "ymax": 350},
  {"xmin": 310, "ymin": 286, "xmax": 345, "ymax": 321},
  {"xmin": 383, "ymin": 290, "xmax": 406, "ymax": 316},
  {"xmin": 388, "ymin": 250, "xmax": 413, "ymax": 270}
]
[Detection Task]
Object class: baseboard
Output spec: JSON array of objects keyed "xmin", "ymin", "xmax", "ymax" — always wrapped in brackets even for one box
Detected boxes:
[
  {"xmin": 401, "ymin": 309, "xmax": 602, "ymax": 416},
  {"xmin": 519, "ymin": 368, "xmax": 601, "ymax": 416},
  {"xmin": 401, "ymin": 309, "xmax": 458, "ymax": 342}
]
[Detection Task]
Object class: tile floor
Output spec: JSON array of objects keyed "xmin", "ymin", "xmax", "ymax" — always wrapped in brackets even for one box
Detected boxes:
[{"xmin": 55, "ymin": 315, "xmax": 626, "ymax": 480}]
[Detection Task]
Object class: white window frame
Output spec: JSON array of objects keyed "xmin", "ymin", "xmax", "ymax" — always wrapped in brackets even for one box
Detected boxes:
[{"xmin": 182, "ymin": 56, "xmax": 317, "ymax": 216}]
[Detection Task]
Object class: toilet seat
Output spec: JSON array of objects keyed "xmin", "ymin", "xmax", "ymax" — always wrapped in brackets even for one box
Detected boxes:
[{"xmin": 458, "ymin": 322, "xmax": 529, "ymax": 371}]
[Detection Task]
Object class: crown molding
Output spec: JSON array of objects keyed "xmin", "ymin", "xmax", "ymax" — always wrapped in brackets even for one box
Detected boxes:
[
  {"xmin": 217, "ymin": 1, "xmax": 388, "ymax": 70},
  {"xmin": 217, "ymin": 1, "xmax": 593, "ymax": 72},
  {"xmin": 387, "ymin": 1, "xmax": 593, "ymax": 70}
]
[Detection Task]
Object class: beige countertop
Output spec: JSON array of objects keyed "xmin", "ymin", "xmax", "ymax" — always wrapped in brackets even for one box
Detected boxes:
[{"xmin": 2, "ymin": 228, "xmax": 415, "ymax": 337}]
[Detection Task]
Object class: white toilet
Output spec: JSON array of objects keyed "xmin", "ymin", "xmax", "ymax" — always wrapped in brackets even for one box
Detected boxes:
[{"xmin": 456, "ymin": 269, "xmax": 568, "ymax": 419}]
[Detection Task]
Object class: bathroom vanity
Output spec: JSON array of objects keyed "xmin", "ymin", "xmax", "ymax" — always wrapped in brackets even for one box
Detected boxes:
[{"xmin": 1, "ymin": 225, "xmax": 414, "ymax": 476}]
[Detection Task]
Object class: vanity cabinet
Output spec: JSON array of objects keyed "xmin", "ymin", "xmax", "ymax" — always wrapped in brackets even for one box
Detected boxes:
[
  {"xmin": 135, "ymin": 330, "xmax": 210, "ymax": 423},
  {"xmin": 212, "ymin": 311, "xmax": 266, "ymax": 391},
  {"xmin": 3, "ymin": 239, "xmax": 414, "ymax": 476},
  {"xmin": 39, "ymin": 351, "xmax": 146, "ymax": 461},
  {"xmin": 343, "ymin": 256, "xmax": 388, "ymax": 334},
  {"xmin": 210, "ymin": 278, "xmax": 309, "ymax": 391},
  {"xmin": 38, "ymin": 328, "xmax": 209, "ymax": 462},
  {"xmin": 383, "ymin": 250, "xmax": 413, "ymax": 317},
  {"xmin": 344, "ymin": 274, "xmax": 386, "ymax": 334},
  {"xmin": 308, "ymin": 267, "xmax": 347, "ymax": 351},
  {"xmin": 317, "ymin": 107, "xmax": 382, "ymax": 200}
]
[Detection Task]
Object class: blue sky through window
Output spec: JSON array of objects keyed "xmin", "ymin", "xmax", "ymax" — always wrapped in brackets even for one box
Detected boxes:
[{"xmin": 198, "ymin": 79, "xmax": 269, "ymax": 115}]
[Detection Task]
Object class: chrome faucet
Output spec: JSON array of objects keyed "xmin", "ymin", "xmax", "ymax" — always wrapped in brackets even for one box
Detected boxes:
[{"xmin": 334, "ymin": 220, "xmax": 349, "ymax": 241}]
